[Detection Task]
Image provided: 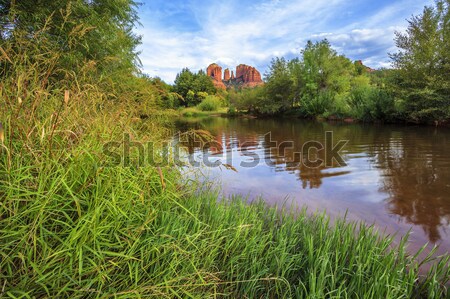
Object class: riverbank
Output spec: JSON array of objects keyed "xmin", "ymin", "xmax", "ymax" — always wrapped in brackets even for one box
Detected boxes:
[
  {"xmin": 1, "ymin": 99, "xmax": 449, "ymax": 298},
  {"xmin": 224, "ymin": 109, "xmax": 450, "ymax": 127}
]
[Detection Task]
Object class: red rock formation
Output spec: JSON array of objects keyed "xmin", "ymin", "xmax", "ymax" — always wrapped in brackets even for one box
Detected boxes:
[
  {"xmin": 235, "ymin": 64, "xmax": 263, "ymax": 87},
  {"xmin": 224, "ymin": 68, "xmax": 231, "ymax": 81},
  {"xmin": 356, "ymin": 60, "xmax": 376, "ymax": 73},
  {"xmin": 206, "ymin": 63, "xmax": 226, "ymax": 89},
  {"xmin": 206, "ymin": 63, "xmax": 263, "ymax": 89}
]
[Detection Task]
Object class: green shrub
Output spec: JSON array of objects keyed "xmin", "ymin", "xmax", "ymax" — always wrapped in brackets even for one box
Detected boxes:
[
  {"xmin": 349, "ymin": 87, "xmax": 396, "ymax": 121},
  {"xmin": 196, "ymin": 91, "xmax": 209, "ymax": 101},
  {"xmin": 328, "ymin": 94, "xmax": 351, "ymax": 118},
  {"xmin": 227, "ymin": 105, "xmax": 238, "ymax": 116},
  {"xmin": 183, "ymin": 111, "xmax": 194, "ymax": 117},
  {"xmin": 197, "ymin": 95, "xmax": 222, "ymax": 111},
  {"xmin": 229, "ymin": 87, "xmax": 264, "ymax": 112},
  {"xmin": 300, "ymin": 91, "xmax": 334, "ymax": 117}
]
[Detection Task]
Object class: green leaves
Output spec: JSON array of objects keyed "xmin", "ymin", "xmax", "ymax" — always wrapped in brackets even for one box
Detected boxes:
[
  {"xmin": 300, "ymin": 40, "xmax": 354, "ymax": 96},
  {"xmin": 262, "ymin": 57, "xmax": 293, "ymax": 114},
  {"xmin": 1, "ymin": 0, "xmax": 141, "ymax": 85},
  {"xmin": 391, "ymin": 0, "xmax": 450, "ymax": 123},
  {"xmin": 173, "ymin": 68, "xmax": 216, "ymax": 106},
  {"xmin": 261, "ymin": 40, "xmax": 356, "ymax": 116}
]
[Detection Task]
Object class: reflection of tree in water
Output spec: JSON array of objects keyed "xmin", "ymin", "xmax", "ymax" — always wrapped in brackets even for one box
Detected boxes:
[
  {"xmin": 261, "ymin": 122, "xmax": 350, "ymax": 189},
  {"xmin": 269, "ymin": 149, "xmax": 350, "ymax": 189},
  {"xmin": 373, "ymin": 129, "xmax": 450, "ymax": 243},
  {"xmin": 175, "ymin": 117, "xmax": 450, "ymax": 243}
]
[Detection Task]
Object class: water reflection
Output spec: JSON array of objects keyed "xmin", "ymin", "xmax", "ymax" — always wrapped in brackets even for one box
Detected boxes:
[{"xmin": 175, "ymin": 117, "xmax": 450, "ymax": 254}]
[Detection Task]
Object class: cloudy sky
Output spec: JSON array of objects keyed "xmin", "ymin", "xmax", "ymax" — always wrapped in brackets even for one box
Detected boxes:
[{"xmin": 136, "ymin": 0, "xmax": 432, "ymax": 83}]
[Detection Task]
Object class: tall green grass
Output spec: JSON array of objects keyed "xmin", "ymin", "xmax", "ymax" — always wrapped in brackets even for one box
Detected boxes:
[
  {"xmin": 1, "ymin": 93, "xmax": 449, "ymax": 297},
  {"xmin": 1, "ymin": 80, "xmax": 449, "ymax": 299},
  {"xmin": 2, "ymin": 146, "xmax": 450, "ymax": 298}
]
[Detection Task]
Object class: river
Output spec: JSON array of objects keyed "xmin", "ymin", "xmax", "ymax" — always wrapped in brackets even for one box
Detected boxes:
[{"xmin": 175, "ymin": 117, "xmax": 450, "ymax": 259}]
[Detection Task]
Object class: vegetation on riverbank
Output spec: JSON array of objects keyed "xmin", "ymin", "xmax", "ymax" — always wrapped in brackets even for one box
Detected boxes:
[{"xmin": 1, "ymin": 0, "xmax": 449, "ymax": 298}]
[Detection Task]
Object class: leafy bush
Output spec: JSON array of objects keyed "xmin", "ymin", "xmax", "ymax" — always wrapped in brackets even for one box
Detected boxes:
[
  {"xmin": 197, "ymin": 95, "xmax": 222, "ymax": 111},
  {"xmin": 196, "ymin": 91, "xmax": 208, "ymax": 101},
  {"xmin": 228, "ymin": 87, "xmax": 264, "ymax": 113},
  {"xmin": 349, "ymin": 87, "xmax": 396, "ymax": 121},
  {"xmin": 300, "ymin": 91, "xmax": 334, "ymax": 117},
  {"xmin": 227, "ymin": 105, "xmax": 238, "ymax": 116}
]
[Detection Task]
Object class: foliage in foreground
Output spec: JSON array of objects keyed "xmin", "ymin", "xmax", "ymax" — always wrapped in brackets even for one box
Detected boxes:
[
  {"xmin": 1, "ymin": 64, "xmax": 448, "ymax": 297},
  {"xmin": 1, "ymin": 140, "xmax": 449, "ymax": 298},
  {"xmin": 1, "ymin": 90, "xmax": 449, "ymax": 298}
]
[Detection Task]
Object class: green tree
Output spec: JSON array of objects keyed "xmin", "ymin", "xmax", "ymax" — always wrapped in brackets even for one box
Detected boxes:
[
  {"xmin": 174, "ymin": 68, "xmax": 195, "ymax": 101},
  {"xmin": 192, "ymin": 70, "xmax": 216, "ymax": 96},
  {"xmin": 390, "ymin": 0, "xmax": 450, "ymax": 123},
  {"xmin": 261, "ymin": 57, "xmax": 294, "ymax": 114},
  {"xmin": 300, "ymin": 40, "xmax": 354, "ymax": 98},
  {"xmin": 297, "ymin": 40, "xmax": 354, "ymax": 117},
  {"xmin": 228, "ymin": 88, "xmax": 258, "ymax": 112},
  {"xmin": 288, "ymin": 58, "xmax": 304, "ymax": 107},
  {"xmin": 0, "ymin": 0, "xmax": 141, "ymax": 80},
  {"xmin": 173, "ymin": 68, "xmax": 216, "ymax": 106}
]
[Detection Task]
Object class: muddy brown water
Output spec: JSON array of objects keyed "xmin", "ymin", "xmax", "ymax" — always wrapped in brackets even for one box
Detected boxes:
[{"xmin": 175, "ymin": 117, "xmax": 450, "ymax": 263}]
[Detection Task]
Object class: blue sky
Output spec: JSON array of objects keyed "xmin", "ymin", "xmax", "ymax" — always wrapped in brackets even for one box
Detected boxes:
[{"xmin": 136, "ymin": 0, "xmax": 432, "ymax": 83}]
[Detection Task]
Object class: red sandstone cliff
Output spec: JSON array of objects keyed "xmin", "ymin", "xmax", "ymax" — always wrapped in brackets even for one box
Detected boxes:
[
  {"xmin": 206, "ymin": 63, "xmax": 263, "ymax": 89},
  {"xmin": 235, "ymin": 64, "xmax": 263, "ymax": 87},
  {"xmin": 207, "ymin": 63, "xmax": 226, "ymax": 89},
  {"xmin": 224, "ymin": 68, "xmax": 231, "ymax": 81},
  {"xmin": 355, "ymin": 60, "xmax": 376, "ymax": 73}
]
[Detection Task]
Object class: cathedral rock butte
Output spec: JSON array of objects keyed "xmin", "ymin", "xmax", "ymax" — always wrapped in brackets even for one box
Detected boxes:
[{"xmin": 206, "ymin": 63, "xmax": 263, "ymax": 89}]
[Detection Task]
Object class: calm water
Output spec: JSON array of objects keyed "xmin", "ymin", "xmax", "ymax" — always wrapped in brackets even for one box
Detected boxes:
[{"xmin": 175, "ymin": 117, "xmax": 450, "ymax": 258}]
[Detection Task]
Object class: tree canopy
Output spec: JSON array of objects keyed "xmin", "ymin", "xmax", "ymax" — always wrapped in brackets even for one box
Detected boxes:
[
  {"xmin": 390, "ymin": 0, "xmax": 450, "ymax": 122},
  {"xmin": 0, "ymin": 0, "xmax": 141, "ymax": 83},
  {"xmin": 173, "ymin": 68, "xmax": 216, "ymax": 106}
]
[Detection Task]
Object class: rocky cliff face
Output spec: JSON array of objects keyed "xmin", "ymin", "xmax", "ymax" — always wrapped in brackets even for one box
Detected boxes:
[
  {"xmin": 224, "ymin": 68, "xmax": 231, "ymax": 81},
  {"xmin": 235, "ymin": 64, "xmax": 263, "ymax": 87},
  {"xmin": 206, "ymin": 63, "xmax": 226, "ymax": 89},
  {"xmin": 206, "ymin": 63, "xmax": 263, "ymax": 89},
  {"xmin": 355, "ymin": 60, "xmax": 376, "ymax": 73}
]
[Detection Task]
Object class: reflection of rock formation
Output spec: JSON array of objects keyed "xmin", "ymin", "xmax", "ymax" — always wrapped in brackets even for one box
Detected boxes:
[
  {"xmin": 177, "ymin": 118, "xmax": 348, "ymax": 190},
  {"xmin": 206, "ymin": 63, "xmax": 263, "ymax": 89}
]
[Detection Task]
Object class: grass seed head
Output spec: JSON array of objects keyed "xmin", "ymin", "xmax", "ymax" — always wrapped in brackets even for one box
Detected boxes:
[
  {"xmin": 64, "ymin": 90, "xmax": 70, "ymax": 105},
  {"xmin": 0, "ymin": 122, "xmax": 4, "ymax": 143}
]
